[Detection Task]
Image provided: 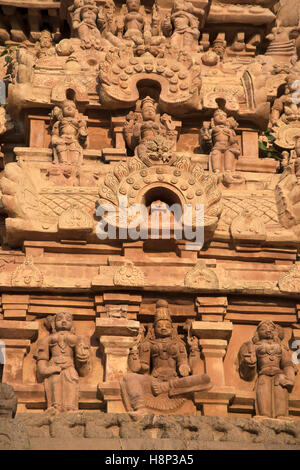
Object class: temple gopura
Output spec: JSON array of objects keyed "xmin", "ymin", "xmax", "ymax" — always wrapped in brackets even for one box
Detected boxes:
[{"xmin": 1, "ymin": 0, "xmax": 300, "ymax": 450}]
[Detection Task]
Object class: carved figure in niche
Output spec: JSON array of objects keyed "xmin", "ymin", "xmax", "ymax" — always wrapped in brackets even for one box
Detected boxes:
[
  {"xmin": 238, "ymin": 320, "xmax": 297, "ymax": 419},
  {"xmin": 162, "ymin": 0, "xmax": 204, "ymax": 52},
  {"xmin": 120, "ymin": 300, "xmax": 212, "ymax": 414},
  {"xmin": 269, "ymin": 74, "xmax": 300, "ymax": 127},
  {"xmin": 124, "ymin": 96, "xmax": 177, "ymax": 155},
  {"xmin": 69, "ymin": 0, "xmax": 103, "ymax": 49},
  {"xmin": 36, "ymin": 30, "xmax": 55, "ymax": 59},
  {"xmin": 35, "ymin": 312, "xmax": 91, "ymax": 413},
  {"xmin": 50, "ymin": 99, "xmax": 88, "ymax": 185},
  {"xmin": 200, "ymin": 108, "xmax": 244, "ymax": 186}
]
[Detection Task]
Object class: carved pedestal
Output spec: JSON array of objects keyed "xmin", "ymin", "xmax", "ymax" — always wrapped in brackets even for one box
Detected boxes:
[
  {"xmin": 192, "ymin": 321, "xmax": 234, "ymax": 417},
  {"xmin": 96, "ymin": 318, "xmax": 140, "ymax": 413}
]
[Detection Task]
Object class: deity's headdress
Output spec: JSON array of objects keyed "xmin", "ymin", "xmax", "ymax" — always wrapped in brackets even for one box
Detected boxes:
[
  {"xmin": 141, "ymin": 96, "xmax": 156, "ymax": 111},
  {"xmin": 154, "ymin": 299, "xmax": 172, "ymax": 324},
  {"xmin": 252, "ymin": 320, "xmax": 284, "ymax": 344}
]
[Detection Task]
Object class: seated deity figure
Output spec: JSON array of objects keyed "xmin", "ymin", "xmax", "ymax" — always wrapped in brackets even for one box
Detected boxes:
[
  {"xmin": 200, "ymin": 108, "xmax": 244, "ymax": 186},
  {"xmin": 70, "ymin": 0, "xmax": 103, "ymax": 49},
  {"xmin": 35, "ymin": 312, "xmax": 91, "ymax": 413},
  {"xmin": 162, "ymin": 0, "xmax": 204, "ymax": 52},
  {"xmin": 50, "ymin": 99, "xmax": 88, "ymax": 184},
  {"xmin": 120, "ymin": 300, "xmax": 212, "ymax": 414},
  {"xmin": 238, "ymin": 320, "xmax": 296, "ymax": 419}
]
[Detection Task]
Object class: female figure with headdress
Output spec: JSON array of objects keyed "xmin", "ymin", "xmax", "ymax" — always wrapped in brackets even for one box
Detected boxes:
[
  {"xmin": 35, "ymin": 312, "xmax": 91, "ymax": 413},
  {"xmin": 238, "ymin": 320, "xmax": 297, "ymax": 418}
]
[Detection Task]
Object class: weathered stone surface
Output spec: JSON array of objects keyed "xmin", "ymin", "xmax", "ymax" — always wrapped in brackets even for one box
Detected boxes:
[{"xmin": 15, "ymin": 412, "xmax": 300, "ymax": 449}]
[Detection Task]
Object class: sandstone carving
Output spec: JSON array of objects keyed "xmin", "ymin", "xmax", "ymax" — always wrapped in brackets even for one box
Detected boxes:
[
  {"xmin": 200, "ymin": 108, "xmax": 244, "ymax": 187},
  {"xmin": 124, "ymin": 96, "xmax": 179, "ymax": 155},
  {"xmin": 278, "ymin": 263, "xmax": 300, "ymax": 293},
  {"xmin": 1, "ymin": 0, "xmax": 300, "ymax": 447},
  {"xmin": 0, "ymin": 107, "xmax": 14, "ymax": 135},
  {"xmin": 11, "ymin": 257, "xmax": 43, "ymax": 288},
  {"xmin": 230, "ymin": 209, "xmax": 267, "ymax": 244},
  {"xmin": 238, "ymin": 321, "xmax": 297, "ymax": 419},
  {"xmin": 69, "ymin": 0, "xmax": 104, "ymax": 50},
  {"xmin": 121, "ymin": 300, "xmax": 212, "ymax": 413},
  {"xmin": 50, "ymin": 99, "xmax": 88, "ymax": 185},
  {"xmin": 161, "ymin": 0, "xmax": 205, "ymax": 52},
  {"xmin": 113, "ymin": 261, "xmax": 146, "ymax": 286},
  {"xmin": 0, "ymin": 383, "xmax": 17, "ymax": 419},
  {"xmin": 58, "ymin": 205, "xmax": 93, "ymax": 231},
  {"xmin": 184, "ymin": 261, "xmax": 219, "ymax": 289},
  {"xmin": 36, "ymin": 312, "xmax": 91, "ymax": 413}
]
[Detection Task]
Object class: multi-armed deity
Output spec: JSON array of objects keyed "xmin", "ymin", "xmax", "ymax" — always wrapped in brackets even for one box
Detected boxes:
[
  {"xmin": 35, "ymin": 312, "xmax": 91, "ymax": 413},
  {"xmin": 238, "ymin": 321, "xmax": 297, "ymax": 419},
  {"xmin": 120, "ymin": 300, "xmax": 212, "ymax": 414}
]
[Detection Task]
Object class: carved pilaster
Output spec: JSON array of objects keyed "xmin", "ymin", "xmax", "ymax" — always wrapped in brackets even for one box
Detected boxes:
[
  {"xmin": 96, "ymin": 318, "xmax": 140, "ymax": 413},
  {"xmin": 192, "ymin": 321, "xmax": 234, "ymax": 417}
]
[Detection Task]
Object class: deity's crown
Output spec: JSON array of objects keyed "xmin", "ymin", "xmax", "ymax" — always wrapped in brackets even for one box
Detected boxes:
[
  {"xmin": 154, "ymin": 299, "xmax": 171, "ymax": 324},
  {"xmin": 213, "ymin": 37, "xmax": 226, "ymax": 47},
  {"xmin": 214, "ymin": 108, "xmax": 226, "ymax": 118},
  {"xmin": 141, "ymin": 96, "xmax": 156, "ymax": 110},
  {"xmin": 40, "ymin": 30, "xmax": 52, "ymax": 39}
]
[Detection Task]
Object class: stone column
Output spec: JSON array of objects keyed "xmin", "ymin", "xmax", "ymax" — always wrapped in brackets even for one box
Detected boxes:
[
  {"xmin": 192, "ymin": 321, "xmax": 235, "ymax": 417},
  {"xmin": 0, "ymin": 320, "xmax": 39, "ymax": 385},
  {"xmin": 96, "ymin": 317, "xmax": 140, "ymax": 413},
  {"xmin": 2, "ymin": 340, "xmax": 30, "ymax": 384}
]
